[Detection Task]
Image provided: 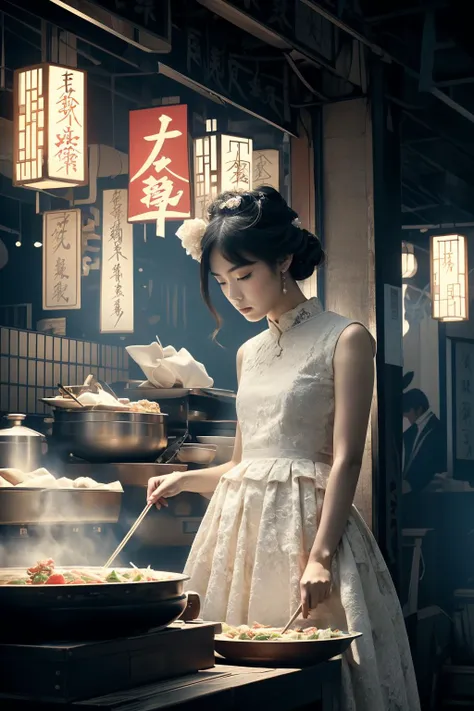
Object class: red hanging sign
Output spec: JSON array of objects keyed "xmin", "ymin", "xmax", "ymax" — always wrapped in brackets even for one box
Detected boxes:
[{"xmin": 128, "ymin": 104, "xmax": 191, "ymax": 236}]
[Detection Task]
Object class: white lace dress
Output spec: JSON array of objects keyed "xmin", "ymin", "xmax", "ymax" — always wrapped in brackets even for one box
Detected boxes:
[{"xmin": 184, "ymin": 298, "xmax": 420, "ymax": 711}]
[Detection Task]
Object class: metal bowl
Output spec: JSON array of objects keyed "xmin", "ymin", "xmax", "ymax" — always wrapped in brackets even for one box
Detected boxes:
[
  {"xmin": 51, "ymin": 410, "xmax": 168, "ymax": 463},
  {"xmin": 214, "ymin": 632, "xmax": 362, "ymax": 666},
  {"xmin": 176, "ymin": 444, "xmax": 217, "ymax": 465}
]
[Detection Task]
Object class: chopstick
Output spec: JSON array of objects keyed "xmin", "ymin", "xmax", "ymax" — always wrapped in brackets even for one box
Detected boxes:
[
  {"xmin": 57, "ymin": 383, "xmax": 85, "ymax": 408},
  {"xmin": 103, "ymin": 503, "xmax": 152, "ymax": 569},
  {"xmin": 281, "ymin": 604, "xmax": 303, "ymax": 635}
]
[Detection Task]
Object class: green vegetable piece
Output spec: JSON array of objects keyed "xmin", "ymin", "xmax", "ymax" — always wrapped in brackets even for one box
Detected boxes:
[
  {"xmin": 8, "ymin": 579, "xmax": 27, "ymax": 585},
  {"xmin": 105, "ymin": 570, "xmax": 121, "ymax": 583},
  {"xmin": 32, "ymin": 573, "xmax": 49, "ymax": 584},
  {"xmin": 254, "ymin": 634, "xmax": 271, "ymax": 640}
]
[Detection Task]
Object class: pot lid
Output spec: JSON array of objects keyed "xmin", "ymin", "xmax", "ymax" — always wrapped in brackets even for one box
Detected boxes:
[{"xmin": 0, "ymin": 414, "xmax": 45, "ymax": 440}]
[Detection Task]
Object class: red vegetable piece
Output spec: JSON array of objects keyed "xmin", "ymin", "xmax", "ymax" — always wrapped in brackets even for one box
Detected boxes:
[{"xmin": 46, "ymin": 574, "xmax": 66, "ymax": 585}]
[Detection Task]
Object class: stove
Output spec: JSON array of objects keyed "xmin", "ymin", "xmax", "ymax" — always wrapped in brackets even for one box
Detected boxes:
[{"xmin": 0, "ymin": 622, "xmax": 217, "ymax": 704}]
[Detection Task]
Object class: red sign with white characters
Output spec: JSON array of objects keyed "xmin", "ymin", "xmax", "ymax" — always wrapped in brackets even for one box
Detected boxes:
[{"xmin": 128, "ymin": 104, "xmax": 191, "ymax": 236}]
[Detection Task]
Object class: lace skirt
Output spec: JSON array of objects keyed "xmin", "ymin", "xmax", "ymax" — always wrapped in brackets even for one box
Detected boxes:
[{"xmin": 183, "ymin": 458, "xmax": 420, "ymax": 711}]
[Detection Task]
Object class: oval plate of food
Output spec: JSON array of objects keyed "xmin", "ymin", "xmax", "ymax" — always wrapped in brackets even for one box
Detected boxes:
[{"xmin": 215, "ymin": 623, "xmax": 362, "ymax": 665}]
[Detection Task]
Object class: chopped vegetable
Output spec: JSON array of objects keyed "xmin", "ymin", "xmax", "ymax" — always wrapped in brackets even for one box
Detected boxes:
[
  {"xmin": 0, "ymin": 559, "xmax": 177, "ymax": 586},
  {"xmin": 45, "ymin": 574, "xmax": 66, "ymax": 585},
  {"xmin": 219, "ymin": 622, "xmax": 345, "ymax": 642}
]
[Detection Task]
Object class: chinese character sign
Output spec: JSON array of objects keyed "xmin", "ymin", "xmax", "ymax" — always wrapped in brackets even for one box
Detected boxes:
[
  {"xmin": 456, "ymin": 341, "xmax": 474, "ymax": 461},
  {"xmin": 43, "ymin": 209, "xmax": 82, "ymax": 311},
  {"xmin": 101, "ymin": 189, "xmax": 134, "ymax": 333},
  {"xmin": 128, "ymin": 105, "xmax": 191, "ymax": 237},
  {"xmin": 14, "ymin": 63, "xmax": 87, "ymax": 189},
  {"xmin": 431, "ymin": 234, "xmax": 468, "ymax": 321},
  {"xmin": 253, "ymin": 149, "xmax": 280, "ymax": 191}
]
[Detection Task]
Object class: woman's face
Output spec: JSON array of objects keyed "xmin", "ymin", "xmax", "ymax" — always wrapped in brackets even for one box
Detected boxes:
[{"xmin": 209, "ymin": 249, "xmax": 283, "ymax": 323}]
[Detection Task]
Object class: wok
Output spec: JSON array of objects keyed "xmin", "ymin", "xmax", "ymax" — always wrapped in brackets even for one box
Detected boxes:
[
  {"xmin": 0, "ymin": 567, "xmax": 189, "ymax": 642},
  {"xmin": 214, "ymin": 631, "xmax": 362, "ymax": 666}
]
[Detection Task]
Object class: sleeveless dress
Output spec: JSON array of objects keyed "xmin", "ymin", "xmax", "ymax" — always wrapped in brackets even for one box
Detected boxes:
[{"xmin": 184, "ymin": 297, "xmax": 420, "ymax": 711}]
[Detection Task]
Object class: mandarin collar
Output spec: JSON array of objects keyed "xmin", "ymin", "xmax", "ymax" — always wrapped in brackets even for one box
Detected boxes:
[{"xmin": 267, "ymin": 297, "xmax": 323, "ymax": 337}]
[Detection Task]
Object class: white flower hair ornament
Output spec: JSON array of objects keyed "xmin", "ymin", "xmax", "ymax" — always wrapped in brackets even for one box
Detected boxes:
[{"xmin": 175, "ymin": 218, "xmax": 207, "ymax": 262}]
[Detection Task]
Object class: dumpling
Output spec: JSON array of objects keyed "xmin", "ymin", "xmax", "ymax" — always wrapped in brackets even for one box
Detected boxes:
[
  {"xmin": 105, "ymin": 481, "xmax": 124, "ymax": 492},
  {"xmin": 20, "ymin": 473, "xmax": 58, "ymax": 488},
  {"xmin": 72, "ymin": 476, "xmax": 100, "ymax": 489},
  {"xmin": 55, "ymin": 477, "xmax": 75, "ymax": 488}
]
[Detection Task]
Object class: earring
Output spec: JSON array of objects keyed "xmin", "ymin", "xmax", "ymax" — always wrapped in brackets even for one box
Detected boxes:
[{"xmin": 281, "ymin": 271, "xmax": 287, "ymax": 295}]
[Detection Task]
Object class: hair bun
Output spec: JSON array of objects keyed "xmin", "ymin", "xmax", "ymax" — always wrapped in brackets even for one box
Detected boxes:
[{"xmin": 289, "ymin": 228, "xmax": 324, "ymax": 281}]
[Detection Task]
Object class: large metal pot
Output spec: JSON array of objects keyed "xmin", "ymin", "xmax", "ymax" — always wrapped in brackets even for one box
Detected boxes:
[
  {"xmin": 0, "ymin": 414, "xmax": 47, "ymax": 471},
  {"xmin": 51, "ymin": 410, "xmax": 168, "ymax": 462}
]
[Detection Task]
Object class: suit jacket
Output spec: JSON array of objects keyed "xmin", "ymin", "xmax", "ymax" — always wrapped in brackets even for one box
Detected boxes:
[{"xmin": 403, "ymin": 413, "xmax": 447, "ymax": 494}]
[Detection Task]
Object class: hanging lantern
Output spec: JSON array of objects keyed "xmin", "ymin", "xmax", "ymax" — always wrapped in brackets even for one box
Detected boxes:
[
  {"xmin": 13, "ymin": 63, "xmax": 87, "ymax": 190},
  {"xmin": 402, "ymin": 241, "xmax": 417, "ymax": 279},
  {"xmin": 431, "ymin": 234, "xmax": 469, "ymax": 322},
  {"xmin": 193, "ymin": 119, "xmax": 253, "ymax": 220},
  {"xmin": 253, "ymin": 149, "xmax": 280, "ymax": 191}
]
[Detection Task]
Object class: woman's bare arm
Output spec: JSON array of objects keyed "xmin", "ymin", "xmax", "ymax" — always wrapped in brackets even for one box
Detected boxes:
[{"xmin": 308, "ymin": 324, "xmax": 375, "ymax": 565}]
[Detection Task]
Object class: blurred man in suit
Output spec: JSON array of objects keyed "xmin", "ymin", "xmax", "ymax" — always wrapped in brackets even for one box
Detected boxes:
[{"xmin": 402, "ymin": 388, "xmax": 447, "ymax": 494}]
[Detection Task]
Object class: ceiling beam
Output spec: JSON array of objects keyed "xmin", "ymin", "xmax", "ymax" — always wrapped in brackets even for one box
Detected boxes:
[{"xmin": 305, "ymin": 1, "xmax": 474, "ymax": 124}]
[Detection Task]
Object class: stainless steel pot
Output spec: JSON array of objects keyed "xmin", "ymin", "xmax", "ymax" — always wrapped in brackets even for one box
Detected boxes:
[
  {"xmin": 51, "ymin": 410, "xmax": 168, "ymax": 462},
  {"xmin": 0, "ymin": 414, "xmax": 47, "ymax": 471}
]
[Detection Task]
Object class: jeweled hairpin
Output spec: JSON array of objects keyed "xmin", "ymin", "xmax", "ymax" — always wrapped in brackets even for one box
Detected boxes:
[{"xmin": 219, "ymin": 196, "xmax": 242, "ymax": 211}]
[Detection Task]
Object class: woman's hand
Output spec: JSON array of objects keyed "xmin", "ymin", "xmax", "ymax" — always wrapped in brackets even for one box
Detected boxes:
[
  {"xmin": 300, "ymin": 559, "xmax": 332, "ymax": 618},
  {"xmin": 147, "ymin": 472, "xmax": 188, "ymax": 509}
]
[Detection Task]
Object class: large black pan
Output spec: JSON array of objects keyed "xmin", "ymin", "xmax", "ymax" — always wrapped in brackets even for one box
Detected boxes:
[{"xmin": 0, "ymin": 567, "xmax": 189, "ymax": 642}]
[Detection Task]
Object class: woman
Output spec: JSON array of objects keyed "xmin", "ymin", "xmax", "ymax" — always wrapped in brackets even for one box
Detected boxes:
[{"xmin": 147, "ymin": 187, "xmax": 420, "ymax": 711}]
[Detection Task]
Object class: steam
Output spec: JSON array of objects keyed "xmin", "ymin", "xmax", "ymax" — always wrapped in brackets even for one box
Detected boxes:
[{"xmin": 0, "ymin": 519, "xmax": 121, "ymax": 568}]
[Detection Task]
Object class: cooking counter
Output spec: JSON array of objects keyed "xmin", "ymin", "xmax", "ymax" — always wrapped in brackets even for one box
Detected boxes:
[{"xmin": 1, "ymin": 658, "xmax": 342, "ymax": 711}]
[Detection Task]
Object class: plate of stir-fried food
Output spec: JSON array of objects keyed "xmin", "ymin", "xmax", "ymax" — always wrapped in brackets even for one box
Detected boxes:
[
  {"xmin": 215, "ymin": 622, "xmax": 362, "ymax": 665},
  {"xmin": 0, "ymin": 558, "xmax": 187, "ymax": 586}
]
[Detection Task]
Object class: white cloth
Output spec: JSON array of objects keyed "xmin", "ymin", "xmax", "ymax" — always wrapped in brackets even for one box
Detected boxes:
[
  {"xmin": 184, "ymin": 298, "xmax": 420, "ymax": 711},
  {"xmin": 126, "ymin": 341, "xmax": 213, "ymax": 389}
]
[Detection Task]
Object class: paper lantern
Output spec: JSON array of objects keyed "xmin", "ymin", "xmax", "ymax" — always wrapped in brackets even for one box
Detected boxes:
[
  {"xmin": 13, "ymin": 63, "xmax": 87, "ymax": 189},
  {"xmin": 402, "ymin": 241, "xmax": 417, "ymax": 279},
  {"xmin": 431, "ymin": 234, "xmax": 469, "ymax": 322},
  {"xmin": 193, "ymin": 119, "xmax": 253, "ymax": 219},
  {"xmin": 253, "ymin": 149, "xmax": 280, "ymax": 191}
]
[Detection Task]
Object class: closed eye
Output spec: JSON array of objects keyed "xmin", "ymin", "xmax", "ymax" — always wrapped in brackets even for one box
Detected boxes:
[{"xmin": 237, "ymin": 273, "xmax": 252, "ymax": 281}]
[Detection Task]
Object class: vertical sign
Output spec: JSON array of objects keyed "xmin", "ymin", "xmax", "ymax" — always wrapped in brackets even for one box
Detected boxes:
[
  {"xmin": 128, "ymin": 105, "xmax": 191, "ymax": 237},
  {"xmin": 14, "ymin": 63, "xmax": 87, "ymax": 189},
  {"xmin": 43, "ymin": 209, "xmax": 82, "ymax": 310},
  {"xmin": 101, "ymin": 189, "xmax": 134, "ymax": 333},
  {"xmin": 253, "ymin": 149, "xmax": 280, "ymax": 190}
]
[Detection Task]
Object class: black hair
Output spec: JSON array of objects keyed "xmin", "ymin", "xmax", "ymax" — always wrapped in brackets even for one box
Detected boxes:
[
  {"xmin": 402, "ymin": 388, "xmax": 429, "ymax": 414},
  {"xmin": 199, "ymin": 186, "xmax": 324, "ymax": 331}
]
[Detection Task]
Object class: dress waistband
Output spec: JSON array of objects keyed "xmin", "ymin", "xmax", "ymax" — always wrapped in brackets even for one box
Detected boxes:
[{"xmin": 241, "ymin": 447, "xmax": 332, "ymax": 466}]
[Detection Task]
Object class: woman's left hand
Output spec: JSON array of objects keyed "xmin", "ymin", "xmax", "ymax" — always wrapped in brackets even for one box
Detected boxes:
[{"xmin": 300, "ymin": 560, "xmax": 332, "ymax": 618}]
